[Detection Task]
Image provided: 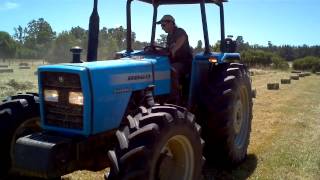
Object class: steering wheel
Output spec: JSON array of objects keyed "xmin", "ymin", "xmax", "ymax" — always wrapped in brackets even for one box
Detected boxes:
[{"xmin": 143, "ymin": 45, "xmax": 169, "ymax": 56}]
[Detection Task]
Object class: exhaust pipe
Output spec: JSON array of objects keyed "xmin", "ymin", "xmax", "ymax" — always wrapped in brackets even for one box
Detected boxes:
[
  {"xmin": 87, "ymin": 0, "xmax": 100, "ymax": 62},
  {"xmin": 70, "ymin": 46, "xmax": 83, "ymax": 63}
]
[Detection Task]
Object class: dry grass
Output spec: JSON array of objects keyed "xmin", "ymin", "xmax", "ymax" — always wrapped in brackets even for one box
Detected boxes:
[
  {"xmin": 0, "ymin": 63, "xmax": 39, "ymax": 98},
  {"xmin": 62, "ymin": 170, "xmax": 107, "ymax": 180},
  {"xmin": 204, "ymin": 69, "xmax": 320, "ymax": 179},
  {"xmin": 247, "ymin": 70, "xmax": 320, "ymax": 179}
]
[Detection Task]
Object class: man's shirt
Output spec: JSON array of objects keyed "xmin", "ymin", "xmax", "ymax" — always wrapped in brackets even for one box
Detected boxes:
[{"xmin": 167, "ymin": 27, "xmax": 193, "ymax": 67}]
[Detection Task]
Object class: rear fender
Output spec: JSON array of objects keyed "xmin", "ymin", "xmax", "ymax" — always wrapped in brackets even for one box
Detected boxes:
[{"xmin": 188, "ymin": 52, "xmax": 240, "ymax": 107}]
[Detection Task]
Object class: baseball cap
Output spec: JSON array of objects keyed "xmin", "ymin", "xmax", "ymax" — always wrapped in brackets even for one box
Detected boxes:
[{"xmin": 156, "ymin": 15, "xmax": 175, "ymax": 24}]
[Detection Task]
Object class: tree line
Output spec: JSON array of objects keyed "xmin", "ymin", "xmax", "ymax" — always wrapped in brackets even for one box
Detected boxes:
[
  {"xmin": 0, "ymin": 18, "xmax": 319, "ymax": 71},
  {"xmin": 193, "ymin": 37, "xmax": 320, "ymax": 71},
  {"xmin": 0, "ymin": 18, "xmax": 151, "ymax": 63}
]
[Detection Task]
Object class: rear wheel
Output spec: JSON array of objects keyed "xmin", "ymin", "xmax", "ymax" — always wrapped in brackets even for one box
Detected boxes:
[
  {"xmin": 0, "ymin": 93, "xmax": 41, "ymax": 179},
  {"xmin": 107, "ymin": 105, "xmax": 204, "ymax": 180},
  {"xmin": 200, "ymin": 63, "xmax": 253, "ymax": 166}
]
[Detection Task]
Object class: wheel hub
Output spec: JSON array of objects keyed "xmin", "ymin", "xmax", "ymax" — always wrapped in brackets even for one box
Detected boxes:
[
  {"xmin": 233, "ymin": 86, "xmax": 250, "ymax": 148},
  {"xmin": 234, "ymin": 99, "xmax": 243, "ymax": 134},
  {"xmin": 157, "ymin": 135, "xmax": 194, "ymax": 180}
]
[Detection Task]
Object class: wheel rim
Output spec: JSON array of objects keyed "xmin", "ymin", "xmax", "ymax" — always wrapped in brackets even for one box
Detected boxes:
[
  {"xmin": 157, "ymin": 135, "xmax": 194, "ymax": 180},
  {"xmin": 10, "ymin": 117, "xmax": 40, "ymax": 163},
  {"xmin": 233, "ymin": 86, "xmax": 249, "ymax": 148}
]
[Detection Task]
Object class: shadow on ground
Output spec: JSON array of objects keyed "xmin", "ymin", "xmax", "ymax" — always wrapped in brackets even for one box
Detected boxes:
[
  {"xmin": 203, "ymin": 154, "xmax": 258, "ymax": 180},
  {"xmin": 5, "ymin": 154, "xmax": 257, "ymax": 180}
]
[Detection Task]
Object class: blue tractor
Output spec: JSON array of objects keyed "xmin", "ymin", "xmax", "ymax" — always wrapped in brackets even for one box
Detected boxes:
[{"xmin": 0, "ymin": 0, "xmax": 253, "ymax": 179}]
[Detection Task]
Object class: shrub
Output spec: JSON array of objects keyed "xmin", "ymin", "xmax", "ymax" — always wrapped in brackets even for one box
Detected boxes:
[
  {"xmin": 293, "ymin": 56, "xmax": 320, "ymax": 73},
  {"xmin": 272, "ymin": 56, "xmax": 289, "ymax": 70},
  {"xmin": 241, "ymin": 50, "xmax": 273, "ymax": 67},
  {"xmin": 241, "ymin": 50, "xmax": 289, "ymax": 70},
  {"xmin": 5, "ymin": 79, "xmax": 34, "ymax": 90}
]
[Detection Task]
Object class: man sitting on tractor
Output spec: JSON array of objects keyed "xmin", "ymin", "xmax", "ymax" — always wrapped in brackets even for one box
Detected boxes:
[{"xmin": 157, "ymin": 14, "xmax": 193, "ymax": 103}]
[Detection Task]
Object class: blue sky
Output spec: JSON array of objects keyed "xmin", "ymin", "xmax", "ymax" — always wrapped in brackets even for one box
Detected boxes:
[{"xmin": 0, "ymin": 0, "xmax": 319, "ymax": 47}]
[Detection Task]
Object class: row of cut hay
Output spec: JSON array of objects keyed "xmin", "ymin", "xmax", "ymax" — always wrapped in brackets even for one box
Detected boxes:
[
  {"xmin": 0, "ymin": 63, "xmax": 13, "ymax": 73},
  {"xmin": 19, "ymin": 66, "xmax": 31, "ymax": 69},
  {"xmin": 0, "ymin": 62, "xmax": 32, "ymax": 73},
  {"xmin": 0, "ymin": 62, "xmax": 30, "ymax": 68},
  {"xmin": 267, "ymin": 71, "xmax": 313, "ymax": 90},
  {"xmin": 19, "ymin": 62, "xmax": 29, "ymax": 66},
  {"xmin": 0, "ymin": 67, "xmax": 31, "ymax": 73},
  {"xmin": 0, "ymin": 69, "xmax": 13, "ymax": 73},
  {"xmin": 0, "ymin": 65, "xmax": 9, "ymax": 68}
]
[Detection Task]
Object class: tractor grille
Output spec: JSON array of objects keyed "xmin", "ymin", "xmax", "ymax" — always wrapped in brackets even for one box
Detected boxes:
[{"xmin": 41, "ymin": 72, "xmax": 83, "ymax": 130}]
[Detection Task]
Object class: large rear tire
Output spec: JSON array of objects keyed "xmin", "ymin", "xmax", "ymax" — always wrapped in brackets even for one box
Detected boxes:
[
  {"xmin": 200, "ymin": 63, "xmax": 253, "ymax": 166},
  {"xmin": 0, "ymin": 93, "xmax": 41, "ymax": 179},
  {"xmin": 107, "ymin": 105, "xmax": 204, "ymax": 180}
]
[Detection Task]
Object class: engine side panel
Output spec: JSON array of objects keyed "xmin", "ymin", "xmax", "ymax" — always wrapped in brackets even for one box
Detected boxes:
[
  {"xmin": 88, "ymin": 59, "xmax": 153, "ymax": 134},
  {"xmin": 88, "ymin": 57, "xmax": 170, "ymax": 133}
]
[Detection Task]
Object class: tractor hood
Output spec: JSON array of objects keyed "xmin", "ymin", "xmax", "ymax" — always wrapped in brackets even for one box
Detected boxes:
[
  {"xmin": 71, "ymin": 58, "xmax": 153, "ymax": 71},
  {"xmin": 40, "ymin": 56, "xmax": 171, "ymax": 95},
  {"xmin": 65, "ymin": 56, "xmax": 171, "ymax": 95}
]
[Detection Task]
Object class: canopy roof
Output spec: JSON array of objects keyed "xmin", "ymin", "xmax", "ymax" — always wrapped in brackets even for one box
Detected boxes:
[{"xmin": 137, "ymin": 0, "xmax": 227, "ymax": 5}]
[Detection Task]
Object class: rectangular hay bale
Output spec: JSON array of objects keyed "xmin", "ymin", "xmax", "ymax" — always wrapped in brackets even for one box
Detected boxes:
[
  {"xmin": 267, "ymin": 83, "xmax": 280, "ymax": 90},
  {"xmin": 281, "ymin": 79, "xmax": 291, "ymax": 84},
  {"xmin": 290, "ymin": 75, "xmax": 299, "ymax": 80},
  {"xmin": 19, "ymin": 66, "xmax": 31, "ymax": 69},
  {"xmin": 19, "ymin": 63, "xmax": 29, "ymax": 66},
  {"xmin": 0, "ymin": 69, "xmax": 13, "ymax": 73}
]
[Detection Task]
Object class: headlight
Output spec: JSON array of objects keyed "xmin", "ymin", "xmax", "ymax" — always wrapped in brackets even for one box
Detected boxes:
[
  {"xmin": 44, "ymin": 90, "xmax": 59, "ymax": 102},
  {"xmin": 69, "ymin": 92, "xmax": 83, "ymax": 105}
]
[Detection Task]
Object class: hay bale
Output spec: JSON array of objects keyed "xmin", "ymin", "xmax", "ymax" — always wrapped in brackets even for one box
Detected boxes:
[
  {"xmin": 19, "ymin": 62, "xmax": 29, "ymax": 66},
  {"xmin": 0, "ymin": 69, "xmax": 13, "ymax": 73},
  {"xmin": 298, "ymin": 73, "xmax": 305, "ymax": 77},
  {"xmin": 316, "ymin": 72, "xmax": 320, "ymax": 75},
  {"xmin": 304, "ymin": 72, "xmax": 311, "ymax": 76},
  {"xmin": 290, "ymin": 75, "xmax": 299, "ymax": 80},
  {"xmin": 281, "ymin": 79, "xmax": 291, "ymax": 84},
  {"xmin": 252, "ymin": 88, "xmax": 257, "ymax": 98},
  {"xmin": 267, "ymin": 83, "xmax": 279, "ymax": 90},
  {"xmin": 0, "ymin": 65, "xmax": 9, "ymax": 68},
  {"xmin": 291, "ymin": 70, "xmax": 301, "ymax": 73},
  {"xmin": 19, "ymin": 66, "xmax": 31, "ymax": 69}
]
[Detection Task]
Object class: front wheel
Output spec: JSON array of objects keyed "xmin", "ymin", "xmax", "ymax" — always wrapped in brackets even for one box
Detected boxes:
[
  {"xmin": 0, "ymin": 93, "xmax": 41, "ymax": 179},
  {"xmin": 107, "ymin": 105, "xmax": 204, "ymax": 180}
]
